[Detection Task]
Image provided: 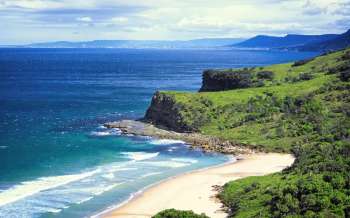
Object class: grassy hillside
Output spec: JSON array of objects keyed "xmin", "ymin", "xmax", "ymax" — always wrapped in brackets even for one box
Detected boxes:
[
  {"xmin": 158, "ymin": 49, "xmax": 348, "ymax": 152},
  {"xmin": 153, "ymin": 48, "xmax": 350, "ymax": 217}
]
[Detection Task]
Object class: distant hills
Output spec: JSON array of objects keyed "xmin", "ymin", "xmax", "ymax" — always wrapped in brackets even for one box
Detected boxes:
[
  {"xmin": 232, "ymin": 29, "xmax": 350, "ymax": 52},
  {"xmin": 4, "ymin": 29, "xmax": 349, "ymax": 52},
  {"xmin": 233, "ymin": 34, "xmax": 337, "ymax": 49},
  {"xmin": 297, "ymin": 29, "xmax": 350, "ymax": 52},
  {"xmin": 24, "ymin": 38, "xmax": 245, "ymax": 49}
]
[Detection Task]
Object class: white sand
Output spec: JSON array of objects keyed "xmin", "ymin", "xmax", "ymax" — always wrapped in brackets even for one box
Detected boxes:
[{"xmin": 102, "ymin": 153, "xmax": 294, "ymax": 218}]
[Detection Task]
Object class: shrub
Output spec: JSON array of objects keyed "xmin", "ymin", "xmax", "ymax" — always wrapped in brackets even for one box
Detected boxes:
[
  {"xmin": 327, "ymin": 62, "xmax": 350, "ymax": 74},
  {"xmin": 257, "ymin": 71, "xmax": 275, "ymax": 80},
  {"xmin": 256, "ymin": 80, "xmax": 265, "ymax": 87},
  {"xmin": 153, "ymin": 209, "xmax": 210, "ymax": 218},
  {"xmin": 292, "ymin": 58, "xmax": 315, "ymax": 67},
  {"xmin": 298, "ymin": 72, "xmax": 314, "ymax": 81},
  {"xmin": 340, "ymin": 51, "xmax": 350, "ymax": 61},
  {"xmin": 339, "ymin": 69, "xmax": 350, "ymax": 81}
]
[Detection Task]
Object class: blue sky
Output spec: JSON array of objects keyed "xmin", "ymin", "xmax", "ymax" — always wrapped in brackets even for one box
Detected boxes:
[{"xmin": 0, "ymin": 0, "xmax": 349, "ymax": 44}]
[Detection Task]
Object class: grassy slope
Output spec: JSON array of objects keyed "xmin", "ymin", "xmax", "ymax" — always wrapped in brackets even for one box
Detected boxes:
[
  {"xmin": 154, "ymin": 48, "xmax": 350, "ymax": 217},
  {"xmin": 161, "ymin": 50, "xmax": 345, "ymax": 152}
]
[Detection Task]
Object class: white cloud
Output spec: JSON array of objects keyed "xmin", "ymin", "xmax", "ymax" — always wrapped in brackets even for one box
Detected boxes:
[
  {"xmin": 76, "ymin": 16, "xmax": 92, "ymax": 22},
  {"xmin": 111, "ymin": 16, "xmax": 128, "ymax": 24},
  {"xmin": 0, "ymin": 0, "xmax": 349, "ymax": 44}
]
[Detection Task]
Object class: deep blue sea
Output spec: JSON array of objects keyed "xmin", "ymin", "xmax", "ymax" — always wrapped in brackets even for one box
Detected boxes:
[{"xmin": 0, "ymin": 48, "xmax": 317, "ymax": 218}]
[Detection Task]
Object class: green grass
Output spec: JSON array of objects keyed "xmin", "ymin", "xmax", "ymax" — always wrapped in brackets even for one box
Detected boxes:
[
  {"xmin": 162, "ymin": 74, "xmax": 332, "ymax": 152},
  {"xmin": 152, "ymin": 48, "xmax": 350, "ymax": 218},
  {"xmin": 164, "ymin": 75, "xmax": 330, "ymax": 105},
  {"xmin": 157, "ymin": 49, "xmax": 349, "ymax": 152}
]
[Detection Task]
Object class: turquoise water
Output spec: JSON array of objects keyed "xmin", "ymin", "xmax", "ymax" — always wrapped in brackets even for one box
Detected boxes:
[{"xmin": 0, "ymin": 48, "xmax": 317, "ymax": 217}]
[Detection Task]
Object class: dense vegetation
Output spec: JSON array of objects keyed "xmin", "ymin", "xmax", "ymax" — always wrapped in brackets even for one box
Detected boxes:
[
  {"xmin": 200, "ymin": 68, "xmax": 277, "ymax": 92},
  {"xmin": 153, "ymin": 48, "xmax": 350, "ymax": 217},
  {"xmin": 153, "ymin": 209, "xmax": 209, "ymax": 218}
]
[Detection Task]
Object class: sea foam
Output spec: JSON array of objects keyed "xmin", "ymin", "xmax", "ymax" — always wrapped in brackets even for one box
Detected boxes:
[
  {"xmin": 121, "ymin": 152, "xmax": 159, "ymax": 161},
  {"xmin": 0, "ymin": 169, "xmax": 99, "ymax": 207},
  {"xmin": 149, "ymin": 139, "xmax": 186, "ymax": 145},
  {"xmin": 90, "ymin": 128, "xmax": 121, "ymax": 137},
  {"xmin": 171, "ymin": 158, "xmax": 198, "ymax": 164},
  {"xmin": 143, "ymin": 161, "xmax": 190, "ymax": 168},
  {"xmin": 140, "ymin": 172, "xmax": 162, "ymax": 178}
]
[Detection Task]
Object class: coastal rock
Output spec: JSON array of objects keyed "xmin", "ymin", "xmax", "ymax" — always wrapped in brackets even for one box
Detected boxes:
[
  {"xmin": 104, "ymin": 120, "xmax": 253, "ymax": 155},
  {"xmin": 144, "ymin": 91, "xmax": 193, "ymax": 132},
  {"xmin": 199, "ymin": 69, "xmax": 253, "ymax": 92}
]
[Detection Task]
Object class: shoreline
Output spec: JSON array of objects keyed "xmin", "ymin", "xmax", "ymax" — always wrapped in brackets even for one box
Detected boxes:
[
  {"xmin": 93, "ymin": 155, "xmax": 237, "ymax": 218},
  {"xmin": 104, "ymin": 120, "xmax": 254, "ymax": 154},
  {"xmin": 99, "ymin": 153, "xmax": 294, "ymax": 218}
]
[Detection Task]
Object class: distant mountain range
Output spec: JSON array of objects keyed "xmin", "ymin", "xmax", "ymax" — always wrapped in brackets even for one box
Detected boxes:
[
  {"xmin": 3, "ymin": 29, "xmax": 349, "ymax": 52},
  {"xmin": 297, "ymin": 29, "xmax": 350, "ymax": 52},
  {"xmin": 232, "ymin": 29, "xmax": 350, "ymax": 52},
  {"xmin": 21, "ymin": 38, "xmax": 245, "ymax": 49}
]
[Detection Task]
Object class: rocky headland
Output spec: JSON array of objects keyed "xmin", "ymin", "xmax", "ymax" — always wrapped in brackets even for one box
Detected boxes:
[{"xmin": 104, "ymin": 120, "xmax": 253, "ymax": 154}]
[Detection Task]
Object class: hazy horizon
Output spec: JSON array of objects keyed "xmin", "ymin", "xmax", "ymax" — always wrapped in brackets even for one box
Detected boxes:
[{"xmin": 0, "ymin": 0, "xmax": 349, "ymax": 45}]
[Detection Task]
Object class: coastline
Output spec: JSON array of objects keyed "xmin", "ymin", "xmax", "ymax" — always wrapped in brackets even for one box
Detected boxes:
[
  {"xmin": 104, "ymin": 120, "xmax": 254, "ymax": 154},
  {"xmin": 99, "ymin": 153, "xmax": 294, "ymax": 218},
  {"xmin": 93, "ymin": 155, "xmax": 237, "ymax": 218}
]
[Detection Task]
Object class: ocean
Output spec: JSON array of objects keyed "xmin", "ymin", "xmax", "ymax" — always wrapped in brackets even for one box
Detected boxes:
[{"xmin": 0, "ymin": 48, "xmax": 317, "ymax": 218}]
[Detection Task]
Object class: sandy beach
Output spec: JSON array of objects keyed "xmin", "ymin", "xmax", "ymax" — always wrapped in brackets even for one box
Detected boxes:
[{"xmin": 102, "ymin": 153, "xmax": 294, "ymax": 218}]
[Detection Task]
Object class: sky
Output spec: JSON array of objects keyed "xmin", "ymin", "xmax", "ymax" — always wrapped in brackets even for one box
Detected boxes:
[{"xmin": 0, "ymin": 0, "xmax": 349, "ymax": 44}]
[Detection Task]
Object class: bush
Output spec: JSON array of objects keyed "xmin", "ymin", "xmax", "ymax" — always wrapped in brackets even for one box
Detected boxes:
[
  {"xmin": 153, "ymin": 209, "xmax": 210, "ymax": 218},
  {"xmin": 340, "ymin": 51, "xmax": 350, "ymax": 61},
  {"xmin": 327, "ymin": 62, "xmax": 350, "ymax": 74},
  {"xmin": 257, "ymin": 71, "xmax": 275, "ymax": 80},
  {"xmin": 298, "ymin": 72, "xmax": 314, "ymax": 81},
  {"xmin": 292, "ymin": 58, "xmax": 315, "ymax": 67},
  {"xmin": 339, "ymin": 69, "xmax": 350, "ymax": 81},
  {"xmin": 256, "ymin": 80, "xmax": 265, "ymax": 87}
]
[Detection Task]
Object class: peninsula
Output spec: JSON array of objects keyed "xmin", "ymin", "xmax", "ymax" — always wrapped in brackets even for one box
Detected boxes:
[{"xmin": 103, "ymin": 48, "xmax": 350, "ymax": 217}]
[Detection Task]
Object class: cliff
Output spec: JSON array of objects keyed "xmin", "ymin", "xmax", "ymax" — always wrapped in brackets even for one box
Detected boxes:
[
  {"xmin": 144, "ymin": 48, "xmax": 350, "ymax": 152},
  {"xmin": 146, "ymin": 48, "xmax": 350, "ymax": 217},
  {"xmin": 199, "ymin": 69, "xmax": 253, "ymax": 92},
  {"xmin": 144, "ymin": 91, "xmax": 192, "ymax": 132}
]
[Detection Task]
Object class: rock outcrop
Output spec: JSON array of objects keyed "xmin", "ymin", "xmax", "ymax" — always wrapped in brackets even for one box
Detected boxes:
[
  {"xmin": 199, "ymin": 69, "xmax": 253, "ymax": 92},
  {"xmin": 144, "ymin": 91, "xmax": 193, "ymax": 132},
  {"xmin": 104, "ymin": 120, "xmax": 253, "ymax": 154}
]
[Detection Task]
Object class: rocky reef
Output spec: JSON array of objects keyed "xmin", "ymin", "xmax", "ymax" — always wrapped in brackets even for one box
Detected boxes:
[{"xmin": 104, "ymin": 120, "xmax": 253, "ymax": 154}]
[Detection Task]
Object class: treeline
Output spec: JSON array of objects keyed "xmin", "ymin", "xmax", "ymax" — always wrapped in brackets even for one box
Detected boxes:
[
  {"xmin": 220, "ymin": 76, "xmax": 350, "ymax": 217},
  {"xmin": 152, "ymin": 49, "xmax": 350, "ymax": 217}
]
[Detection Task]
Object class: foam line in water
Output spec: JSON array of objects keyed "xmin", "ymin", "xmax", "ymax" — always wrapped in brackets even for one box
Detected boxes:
[
  {"xmin": 140, "ymin": 172, "xmax": 162, "ymax": 178},
  {"xmin": 149, "ymin": 139, "xmax": 186, "ymax": 145},
  {"xmin": 143, "ymin": 161, "xmax": 190, "ymax": 168},
  {"xmin": 93, "ymin": 183, "xmax": 123, "ymax": 196},
  {"xmin": 0, "ymin": 169, "xmax": 99, "ymax": 207},
  {"xmin": 102, "ymin": 173, "xmax": 115, "ymax": 180},
  {"xmin": 171, "ymin": 158, "xmax": 198, "ymax": 164},
  {"xmin": 90, "ymin": 128, "xmax": 121, "ymax": 137},
  {"xmin": 121, "ymin": 152, "xmax": 159, "ymax": 161}
]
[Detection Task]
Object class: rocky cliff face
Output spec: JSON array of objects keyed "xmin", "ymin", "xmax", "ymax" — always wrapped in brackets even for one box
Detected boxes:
[
  {"xmin": 199, "ymin": 69, "xmax": 252, "ymax": 92},
  {"xmin": 144, "ymin": 91, "xmax": 192, "ymax": 132}
]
